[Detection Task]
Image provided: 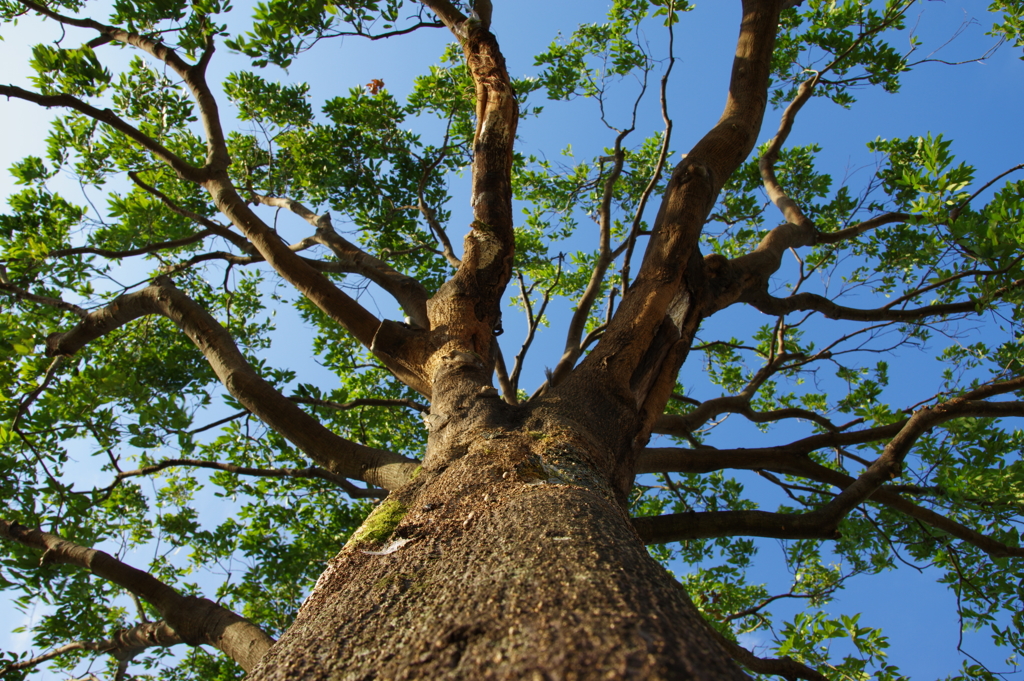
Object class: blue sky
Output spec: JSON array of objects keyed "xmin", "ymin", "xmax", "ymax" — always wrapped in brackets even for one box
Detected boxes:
[{"xmin": 2, "ymin": 1, "xmax": 1023, "ymax": 678}]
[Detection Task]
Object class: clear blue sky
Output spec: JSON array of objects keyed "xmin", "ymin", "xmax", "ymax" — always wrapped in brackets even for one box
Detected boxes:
[{"xmin": 1, "ymin": 1, "xmax": 1022, "ymax": 678}]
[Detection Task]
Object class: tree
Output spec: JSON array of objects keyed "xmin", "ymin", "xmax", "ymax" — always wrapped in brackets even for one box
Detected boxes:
[{"xmin": 1, "ymin": 0, "xmax": 1023, "ymax": 677}]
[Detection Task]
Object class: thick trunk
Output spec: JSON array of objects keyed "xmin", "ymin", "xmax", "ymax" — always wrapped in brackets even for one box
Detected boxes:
[{"xmin": 247, "ymin": 400, "xmax": 748, "ymax": 680}]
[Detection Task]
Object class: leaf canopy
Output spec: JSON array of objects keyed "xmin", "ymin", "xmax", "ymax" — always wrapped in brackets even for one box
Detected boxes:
[{"xmin": 1, "ymin": 0, "xmax": 1024, "ymax": 679}]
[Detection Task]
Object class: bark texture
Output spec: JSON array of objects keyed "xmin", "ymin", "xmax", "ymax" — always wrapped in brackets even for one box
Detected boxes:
[{"xmin": 247, "ymin": 401, "xmax": 749, "ymax": 680}]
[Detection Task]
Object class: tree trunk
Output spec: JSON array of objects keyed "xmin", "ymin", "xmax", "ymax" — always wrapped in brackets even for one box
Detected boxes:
[{"xmin": 246, "ymin": 394, "xmax": 749, "ymax": 680}]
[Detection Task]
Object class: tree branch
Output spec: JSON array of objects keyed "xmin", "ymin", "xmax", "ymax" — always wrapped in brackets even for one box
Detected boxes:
[
  {"xmin": 701, "ymin": 622, "xmax": 829, "ymax": 681},
  {"xmin": 291, "ymin": 396, "xmax": 429, "ymax": 413},
  {"xmin": 812, "ymin": 390, "xmax": 1024, "ymax": 530},
  {"xmin": 950, "ymin": 162, "xmax": 1024, "ymax": 222},
  {"xmin": 616, "ymin": 21, "xmax": 676, "ymax": 291},
  {"xmin": 404, "ymin": 144, "xmax": 461, "ymax": 269},
  {"xmin": 741, "ymin": 281, "xmax": 1021, "ymax": 322},
  {"xmin": 0, "ymin": 281, "xmax": 87, "ymax": 318},
  {"xmin": 641, "ymin": 379, "xmax": 1024, "ymax": 556},
  {"xmin": 251, "ymin": 194, "xmax": 430, "ymax": 327},
  {"xmin": 44, "ymin": 276, "xmax": 421, "ymax": 489},
  {"xmin": 759, "ymin": 73, "xmax": 820, "ymax": 231},
  {"xmin": 655, "ymin": 350, "xmax": 838, "ymax": 434},
  {"xmin": 0, "ymin": 519, "xmax": 273, "ymax": 672},
  {"xmin": 13, "ymin": 1, "xmax": 435, "ymax": 391},
  {"xmin": 566, "ymin": 0, "xmax": 786, "ymax": 415},
  {"xmin": 127, "ymin": 171, "xmax": 255, "ymax": 254},
  {"xmin": 0, "ymin": 621, "xmax": 184, "ymax": 676},
  {"xmin": 0, "ymin": 84, "xmax": 202, "ymax": 182},
  {"xmin": 205, "ymin": 178, "xmax": 432, "ymax": 395},
  {"xmin": 632, "ymin": 508, "xmax": 839, "ymax": 542},
  {"xmin": 419, "ymin": 0, "xmax": 518, "ymax": 372},
  {"xmin": 17, "ymin": 0, "xmax": 230, "ymax": 170},
  {"xmin": 637, "ymin": 444, "xmax": 1024, "ymax": 558},
  {"xmin": 99, "ymin": 458, "xmax": 388, "ymax": 499},
  {"xmin": 549, "ymin": 129, "xmax": 632, "ymax": 387},
  {"xmin": 47, "ymin": 231, "xmax": 217, "ymax": 260},
  {"xmin": 512, "ymin": 269, "xmax": 560, "ymax": 396},
  {"xmin": 706, "ymin": 211, "xmax": 909, "ymax": 316}
]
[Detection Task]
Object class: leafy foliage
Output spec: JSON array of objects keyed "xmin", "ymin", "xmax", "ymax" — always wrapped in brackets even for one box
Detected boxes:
[{"xmin": 1, "ymin": 0, "xmax": 1023, "ymax": 679}]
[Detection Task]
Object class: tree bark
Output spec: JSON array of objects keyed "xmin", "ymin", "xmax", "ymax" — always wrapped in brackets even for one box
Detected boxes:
[{"xmin": 246, "ymin": 398, "xmax": 749, "ymax": 680}]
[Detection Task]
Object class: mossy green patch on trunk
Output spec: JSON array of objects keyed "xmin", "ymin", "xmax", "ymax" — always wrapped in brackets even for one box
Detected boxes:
[{"xmin": 345, "ymin": 499, "xmax": 408, "ymax": 549}]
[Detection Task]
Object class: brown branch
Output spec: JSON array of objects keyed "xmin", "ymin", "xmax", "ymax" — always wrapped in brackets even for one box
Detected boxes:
[
  {"xmin": 656, "ymin": 350, "xmax": 836, "ymax": 434},
  {"xmin": 1, "ymin": 621, "xmax": 184, "ymax": 676},
  {"xmin": 13, "ymin": 357, "xmax": 63, "ymax": 429},
  {"xmin": 48, "ymin": 231, "xmax": 216, "ymax": 260},
  {"xmin": 511, "ymin": 269, "xmax": 560, "ymax": 396},
  {"xmin": 492, "ymin": 339, "xmax": 517, "ymax": 405},
  {"xmin": 0, "ymin": 280, "xmax": 88, "ymax": 318},
  {"xmin": 419, "ymin": 0, "xmax": 466, "ymax": 31},
  {"xmin": 419, "ymin": 0, "xmax": 518, "ymax": 373},
  {"xmin": 883, "ymin": 257, "xmax": 1024, "ymax": 312},
  {"xmin": 733, "ymin": 232, "xmax": 1024, "ymax": 322},
  {"xmin": 616, "ymin": 22, "xmax": 676, "ymax": 291},
  {"xmin": 754, "ymin": 7, "xmax": 909, "ymax": 239},
  {"xmin": 100, "ymin": 458, "xmax": 388, "ymax": 499},
  {"xmin": 402, "ymin": 145, "xmax": 461, "ymax": 269},
  {"xmin": 741, "ymin": 281, "xmax": 1022, "ymax": 322},
  {"xmin": 632, "ymin": 509, "xmax": 839, "ymax": 542},
  {"xmin": 14, "ymin": 3, "xmax": 433, "ymax": 390},
  {"xmin": 44, "ymin": 276, "xmax": 421, "ymax": 489},
  {"xmin": 0, "ymin": 519, "xmax": 273, "ymax": 672},
  {"xmin": 759, "ymin": 73, "xmax": 821, "ymax": 231},
  {"xmin": 950, "ymin": 163, "xmax": 1024, "ymax": 221},
  {"xmin": 707, "ymin": 7, "xmax": 944, "ymax": 315},
  {"xmin": 709, "ymin": 212, "xmax": 909, "ymax": 316},
  {"xmin": 16, "ymin": 0, "xmax": 230, "ymax": 170},
  {"xmin": 159, "ymin": 250, "xmax": 265, "ymax": 274},
  {"xmin": 127, "ymin": 171, "xmax": 255, "ymax": 254},
  {"xmin": 817, "ymin": 211, "xmax": 911, "ymax": 245},
  {"xmin": 637, "ymin": 444, "xmax": 1024, "ymax": 557},
  {"xmin": 567, "ymin": 0, "xmax": 786, "ymax": 413},
  {"xmin": 417, "ymin": 196, "xmax": 461, "ymax": 269},
  {"xmin": 290, "ymin": 396, "xmax": 429, "ymax": 413},
  {"xmin": 641, "ymin": 384, "xmax": 1024, "ymax": 557},
  {"xmin": 205, "ymin": 179, "xmax": 432, "ymax": 396},
  {"xmin": 812, "ymin": 390, "xmax": 1024, "ymax": 530},
  {"xmin": 659, "ymin": 401, "xmax": 838, "ymax": 436},
  {"xmin": 723, "ymin": 590, "xmax": 822, "ymax": 623},
  {"xmin": 251, "ymin": 194, "xmax": 429, "ymax": 327},
  {"xmin": 324, "ymin": 20, "xmax": 445, "ymax": 41},
  {"xmin": 159, "ymin": 242, "xmax": 345, "ymax": 274},
  {"xmin": 549, "ymin": 129, "xmax": 632, "ymax": 387},
  {"xmin": 701, "ymin": 622, "xmax": 829, "ymax": 681},
  {"xmin": 0, "ymin": 84, "xmax": 203, "ymax": 182}
]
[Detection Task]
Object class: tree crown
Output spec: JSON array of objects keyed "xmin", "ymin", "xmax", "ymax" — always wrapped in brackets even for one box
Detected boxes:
[{"xmin": 2, "ymin": 0, "xmax": 1024, "ymax": 679}]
